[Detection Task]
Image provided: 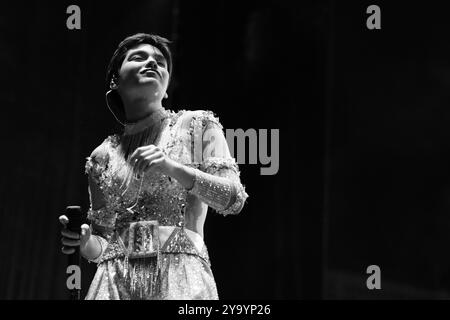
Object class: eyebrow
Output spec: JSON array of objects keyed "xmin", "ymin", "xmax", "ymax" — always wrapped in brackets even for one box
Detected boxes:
[{"xmin": 128, "ymin": 49, "xmax": 166, "ymax": 62}]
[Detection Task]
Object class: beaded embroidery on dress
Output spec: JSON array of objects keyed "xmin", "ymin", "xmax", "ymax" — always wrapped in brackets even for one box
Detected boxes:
[{"xmin": 83, "ymin": 108, "xmax": 248, "ymax": 300}]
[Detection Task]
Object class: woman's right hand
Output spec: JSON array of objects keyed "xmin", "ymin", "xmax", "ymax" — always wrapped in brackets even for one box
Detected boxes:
[{"xmin": 59, "ymin": 215, "xmax": 91, "ymax": 255}]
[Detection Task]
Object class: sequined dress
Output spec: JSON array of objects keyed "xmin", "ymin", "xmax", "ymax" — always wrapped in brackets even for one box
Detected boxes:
[{"xmin": 83, "ymin": 109, "xmax": 248, "ymax": 300}]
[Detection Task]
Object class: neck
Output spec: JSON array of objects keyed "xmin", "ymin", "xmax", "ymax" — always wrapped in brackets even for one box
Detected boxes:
[{"xmin": 122, "ymin": 96, "xmax": 164, "ymax": 123}]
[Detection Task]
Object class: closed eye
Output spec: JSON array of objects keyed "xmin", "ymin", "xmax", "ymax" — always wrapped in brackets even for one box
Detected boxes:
[{"xmin": 130, "ymin": 55, "xmax": 145, "ymax": 61}]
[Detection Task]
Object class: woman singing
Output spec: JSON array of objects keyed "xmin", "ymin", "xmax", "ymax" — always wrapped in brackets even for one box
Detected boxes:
[{"xmin": 59, "ymin": 33, "xmax": 248, "ymax": 300}]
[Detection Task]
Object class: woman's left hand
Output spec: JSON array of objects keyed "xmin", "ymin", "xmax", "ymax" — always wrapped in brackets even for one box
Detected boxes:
[{"xmin": 129, "ymin": 145, "xmax": 175, "ymax": 178}]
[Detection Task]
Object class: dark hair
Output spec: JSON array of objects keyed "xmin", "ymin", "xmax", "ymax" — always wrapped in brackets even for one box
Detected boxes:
[
  {"xmin": 105, "ymin": 33, "xmax": 173, "ymax": 122},
  {"xmin": 106, "ymin": 33, "xmax": 173, "ymax": 87}
]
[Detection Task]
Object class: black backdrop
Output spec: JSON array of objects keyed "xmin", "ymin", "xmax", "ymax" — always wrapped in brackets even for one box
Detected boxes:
[
  {"xmin": 326, "ymin": 2, "xmax": 450, "ymax": 298},
  {"xmin": 2, "ymin": 0, "xmax": 450, "ymax": 300}
]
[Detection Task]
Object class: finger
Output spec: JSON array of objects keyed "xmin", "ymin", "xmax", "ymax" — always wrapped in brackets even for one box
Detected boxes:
[
  {"xmin": 133, "ymin": 155, "xmax": 144, "ymax": 171},
  {"xmin": 144, "ymin": 155, "xmax": 165, "ymax": 173},
  {"xmin": 129, "ymin": 146, "xmax": 144, "ymax": 159},
  {"xmin": 138, "ymin": 153, "xmax": 163, "ymax": 174},
  {"xmin": 137, "ymin": 153, "xmax": 158, "ymax": 174},
  {"xmin": 132, "ymin": 147, "xmax": 156, "ymax": 166},
  {"xmin": 130, "ymin": 145, "xmax": 156, "ymax": 163},
  {"xmin": 61, "ymin": 229, "xmax": 80, "ymax": 239},
  {"xmin": 139, "ymin": 146, "xmax": 160, "ymax": 159},
  {"xmin": 61, "ymin": 246, "xmax": 75, "ymax": 255},
  {"xmin": 128, "ymin": 151, "xmax": 137, "ymax": 164},
  {"xmin": 133, "ymin": 152, "xmax": 155, "ymax": 175},
  {"xmin": 59, "ymin": 215, "xmax": 68, "ymax": 226},
  {"xmin": 131, "ymin": 158, "xmax": 140, "ymax": 175},
  {"xmin": 80, "ymin": 224, "xmax": 91, "ymax": 238},
  {"xmin": 146, "ymin": 153, "xmax": 164, "ymax": 167},
  {"xmin": 62, "ymin": 237, "xmax": 81, "ymax": 247},
  {"xmin": 129, "ymin": 145, "xmax": 153, "ymax": 163},
  {"xmin": 80, "ymin": 224, "xmax": 91, "ymax": 247}
]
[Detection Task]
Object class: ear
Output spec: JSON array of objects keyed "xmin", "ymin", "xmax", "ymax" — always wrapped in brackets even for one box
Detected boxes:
[{"xmin": 110, "ymin": 77, "xmax": 118, "ymax": 90}]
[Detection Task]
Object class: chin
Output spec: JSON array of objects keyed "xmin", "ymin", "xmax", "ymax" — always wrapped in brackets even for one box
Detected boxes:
[
  {"xmin": 127, "ymin": 86, "xmax": 159, "ymax": 99},
  {"xmin": 137, "ymin": 79, "xmax": 159, "ymax": 88}
]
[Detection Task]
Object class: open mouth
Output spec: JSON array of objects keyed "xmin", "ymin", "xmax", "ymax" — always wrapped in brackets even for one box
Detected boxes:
[{"xmin": 141, "ymin": 69, "xmax": 160, "ymax": 78}]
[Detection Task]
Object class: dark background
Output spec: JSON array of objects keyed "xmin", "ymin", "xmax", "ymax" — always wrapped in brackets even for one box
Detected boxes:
[
  {"xmin": 326, "ymin": 2, "xmax": 450, "ymax": 298},
  {"xmin": 0, "ymin": 0, "xmax": 449, "ymax": 299}
]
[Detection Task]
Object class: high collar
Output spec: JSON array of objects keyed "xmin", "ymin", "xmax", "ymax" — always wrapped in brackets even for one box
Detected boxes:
[{"xmin": 123, "ymin": 108, "xmax": 168, "ymax": 136}]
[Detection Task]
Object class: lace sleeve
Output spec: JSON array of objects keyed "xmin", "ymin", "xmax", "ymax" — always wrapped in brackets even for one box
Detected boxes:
[
  {"xmin": 84, "ymin": 142, "xmax": 115, "ymax": 263},
  {"xmin": 187, "ymin": 111, "xmax": 248, "ymax": 216}
]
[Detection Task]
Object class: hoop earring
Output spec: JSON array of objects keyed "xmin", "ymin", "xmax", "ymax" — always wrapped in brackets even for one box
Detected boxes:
[{"xmin": 105, "ymin": 90, "xmax": 125, "ymax": 126}]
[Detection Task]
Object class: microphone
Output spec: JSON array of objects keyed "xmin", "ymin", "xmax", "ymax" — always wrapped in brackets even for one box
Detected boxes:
[{"xmin": 65, "ymin": 205, "xmax": 82, "ymax": 300}]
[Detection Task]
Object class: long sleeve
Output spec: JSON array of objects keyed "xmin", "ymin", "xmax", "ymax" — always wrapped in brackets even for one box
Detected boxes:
[{"xmin": 187, "ymin": 111, "xmax": 248, "ymax": 216}]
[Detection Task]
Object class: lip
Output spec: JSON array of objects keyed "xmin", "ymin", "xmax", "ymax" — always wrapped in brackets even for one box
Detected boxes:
[{"xmin": 140, "ymin": 68, "xmax": 160, "ymax": 78}]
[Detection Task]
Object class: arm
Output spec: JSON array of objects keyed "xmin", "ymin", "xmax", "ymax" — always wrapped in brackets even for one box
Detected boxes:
[
  {"xmin": 130, "ymin": 111, "xmax": 248, "ymax": 215},
  {"xmin": 79, "ymin": 176, "xmax": 108, "ymax": 263},
  {"xmin": 163, "ymin": 159, "xmax": 241, "ymax": 212},
  {"xmin": 81, "ymin": 145, "xmax": 113, "ymax": 263},
  {"xmin": 166, "ymin": 112, "xmax": 248, "ymax": 215}
]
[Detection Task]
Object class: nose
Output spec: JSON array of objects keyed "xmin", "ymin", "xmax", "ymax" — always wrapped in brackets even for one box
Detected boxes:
[{"xmin": 145, "ymin": 59, "xmax": 158, "ymax": 70}]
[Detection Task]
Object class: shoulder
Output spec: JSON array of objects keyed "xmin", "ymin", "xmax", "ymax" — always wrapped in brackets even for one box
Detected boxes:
[
  {"xmin": 178, "ymin": 109, "xmax": 223, "ymax": 130},
  {"xmin": 85, "ymin": 134, "xmax": 119, "ymax": 170},
  {"xmin": 91, "ymin": 135, "xmax": 119, "ymax": 158}
]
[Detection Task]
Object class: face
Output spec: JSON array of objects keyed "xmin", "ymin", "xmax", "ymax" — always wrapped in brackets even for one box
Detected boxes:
[{"xmin": 115, "ymin": 43, "xmax": 170, "ymax": 101}]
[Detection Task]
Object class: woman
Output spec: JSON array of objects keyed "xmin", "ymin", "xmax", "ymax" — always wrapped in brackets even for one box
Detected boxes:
[{"xmin": 59, "ymin": 33, "xmax": 248, "ymax": 300}]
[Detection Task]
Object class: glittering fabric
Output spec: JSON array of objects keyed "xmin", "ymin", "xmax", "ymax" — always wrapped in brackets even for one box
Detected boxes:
[
  {"xmin": 85, "ymin": 252, "xmax": 217, "ymax": 300},
  {"xmin": 186, "ymin": 111, "xmax": 248, "ymax": 216},
  {"xmin": 189, "ymin": 169, "xmax": 234, "ymax": 211},
  {"xmin": 83, "ymin": 109, "xmax": 247, "ymax": 300}
]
